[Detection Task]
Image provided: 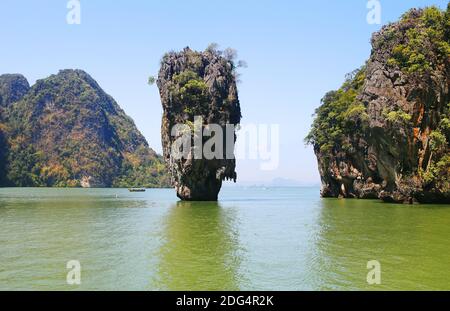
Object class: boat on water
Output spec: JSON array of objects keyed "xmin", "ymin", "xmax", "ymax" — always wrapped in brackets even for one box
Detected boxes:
[{"xmin": 128, "ymin": 188, "xmax": 146, "ymax": 192}]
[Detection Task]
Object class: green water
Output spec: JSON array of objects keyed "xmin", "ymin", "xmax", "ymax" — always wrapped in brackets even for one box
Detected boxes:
[{"xmin": 0, "ymin": 187, "xmax": 449, "ymax": 290}]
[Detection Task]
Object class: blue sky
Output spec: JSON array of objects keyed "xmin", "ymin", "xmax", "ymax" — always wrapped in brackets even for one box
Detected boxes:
[{"xmin": 0, "ymin": 0, "xmax": 448, "ymax": 184}]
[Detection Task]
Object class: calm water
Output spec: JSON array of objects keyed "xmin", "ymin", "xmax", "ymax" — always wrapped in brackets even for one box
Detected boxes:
[{"xmin": 0, "ymin": 187, "xmax": 449, "ymax": 291}]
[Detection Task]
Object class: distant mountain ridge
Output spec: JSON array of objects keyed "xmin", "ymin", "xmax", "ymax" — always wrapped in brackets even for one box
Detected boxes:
[{"xmin": 0, "ymin": 69, "xmax": 170, "ymax": 188}]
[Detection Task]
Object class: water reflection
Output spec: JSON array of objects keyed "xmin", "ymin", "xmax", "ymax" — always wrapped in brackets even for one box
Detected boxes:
[
  {"xmin": 312, "ymin": 198, "xmax": 450, "ymax": 290},
  {"xmin": 3, "ymin": 188, "xmax": 450, "ymax": 290},
  {"xmin": 0, "ymin": 189, "xmax": 166, "ymax": 290},
  {"xmin": 155, "ymin": 201, "xmax": 241, "ymax": 290}
]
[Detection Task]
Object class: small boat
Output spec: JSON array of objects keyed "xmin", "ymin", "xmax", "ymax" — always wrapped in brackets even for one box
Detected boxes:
[{"xmin": 128, "ymin": 188, "xmax": 146, "ymax": 192}]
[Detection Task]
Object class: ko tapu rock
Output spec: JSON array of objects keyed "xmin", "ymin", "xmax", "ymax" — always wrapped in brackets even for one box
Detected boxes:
[
  {"xmin": 307, "ymin": 6, "xmax": 450, "ymax": 204},
  {"xmin": 157, "ymin": 46, "xmax": 242, "ymax": 201}
]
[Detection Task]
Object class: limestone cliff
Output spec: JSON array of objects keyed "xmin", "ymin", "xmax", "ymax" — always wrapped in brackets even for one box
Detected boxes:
[
  {"xmin": 0, "ymin": 70, "xmax": 170, "ymax": 188},
  {"xmin": 157, "ymin": 47, "xmax": 242, "ymax": 201},
  {"xmin": 307, "ymin": 6, "xmax": 450, "ymax": 204}
]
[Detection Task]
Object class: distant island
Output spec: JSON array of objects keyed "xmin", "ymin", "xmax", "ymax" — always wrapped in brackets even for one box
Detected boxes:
[
  {"xmin": 0, "ymin": 70, "xmax": 170, "ymax": 188},
  {"xmin": 306, "ymin": 6, "xmax": 449, "ymax": 204}
]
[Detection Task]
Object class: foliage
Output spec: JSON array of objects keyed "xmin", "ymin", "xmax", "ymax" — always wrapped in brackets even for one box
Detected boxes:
[
  {"xmin": 0, "ymin": 70, "xmax": 171, "ymax": 188},
  {"xmin": 422, "ymin": 154, "xmax": 450, "ymax": 190},
  {"xmin": 388, "ymin": 6, "xmax": 450, "ymax": 73},
  {"xmin": 156, "ymin": 44, "xmax": 247, "ymax": 95},
  {"xmin": 429, "ymin": 130, "xmax": 447, "ymax": 153},
  {"xmin": 148, "ymin": 76, "xmax": 156, "ymax": 85},
  {"xmin": 0, "ymin": 121, "xmax": 9, "ymax": 185},
  {"xmin": 170, "ymin": 70, "xmax": 210, "ymax": 118},
  {"xmin": 113, "ymin": 150, "xmax": 171, "ymax": 188},
  {"xmin": 206, "ymin": 42, "xmax": 219, "ymax": 53},
  {"xmin": 422, "ymin": 101, "xmax": 450, "ymax": 189},
  {"xmin": 305, "ymin": 67, "xmax": 368, "ymax": 155},
  {"xmin": 383, "ymin": 109, "xmax": 412, "ymax": 124}
]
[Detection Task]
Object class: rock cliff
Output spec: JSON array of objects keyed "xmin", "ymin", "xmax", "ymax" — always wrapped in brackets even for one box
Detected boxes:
[
  {"xmin": 157, "ymin": 47, "xmax": 242, "ymax": 201},
  {"xmin": 307, "ymin": 6, "xmax": 450, "ymax": 204},
  {"xmin": 0, "ymin": 70, "xmax": 170, "ymax": 188}
]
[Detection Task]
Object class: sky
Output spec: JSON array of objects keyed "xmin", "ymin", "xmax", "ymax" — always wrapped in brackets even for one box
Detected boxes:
[{"xmin": 0, "ymin": 0, "xmax": 448, "ymax": 185}]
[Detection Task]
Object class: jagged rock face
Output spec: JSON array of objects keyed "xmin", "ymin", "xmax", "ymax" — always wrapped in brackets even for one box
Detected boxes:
[
  {"xmin": 157, "ymin": 47, "xmax": 241, "ymax": 201},
  {"xmin": 310, "ymin": 7, "xmax": 450, "ymax": 204},
  {"xmin": 361, "ymin": 9, "xmax": 449, "ymax": 203},
  {"xmin": 0, "ymin": 69, "xmax": 170, "ymax": 188}
]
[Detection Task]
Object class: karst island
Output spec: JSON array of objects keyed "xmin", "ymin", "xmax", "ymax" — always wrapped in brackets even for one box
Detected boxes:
[
  {"xmin": 155, "ymin": 46, "xmax": 242, "ymax": 201},
  {"xmin": 307, "ymin": 6, "xmax": 450, "ymax": 204}
]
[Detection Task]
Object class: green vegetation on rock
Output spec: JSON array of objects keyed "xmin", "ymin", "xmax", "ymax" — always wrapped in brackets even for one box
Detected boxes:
[
  {"xmin": 171, "ymin": 70, "xmax": 210, "ymax": 117},
  {"xmin": 422, "ymin": 101, "xmax": 450, "ymax": 192},
  {"xmin": 306, "ymin": 5, "xmax": 450, "ymax": 203},
  {"xmin": 388, "ymin": 6, "xmax": 450, "ymax": 73},
  {"xmin": 0, "ymin": 70, "xmax": 170, "ymax": 188},
  {"xmin": 305, "ymin": 67, "xmax": 367, "ymax": 156}
]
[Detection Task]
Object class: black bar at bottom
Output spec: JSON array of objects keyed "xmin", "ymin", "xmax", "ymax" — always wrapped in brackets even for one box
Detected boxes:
[{"xmin": 1, "ymin": 291, "xmax": 449, "ymax": 310}]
